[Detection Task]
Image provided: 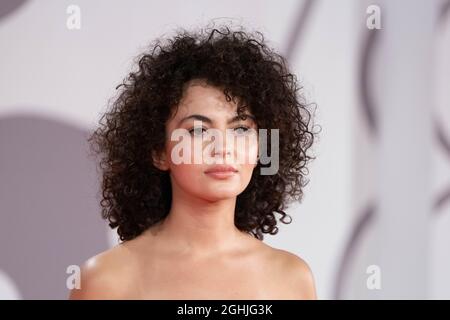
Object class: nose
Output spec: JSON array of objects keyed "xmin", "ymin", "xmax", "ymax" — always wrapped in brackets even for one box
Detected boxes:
[
  {"xmin": 210, "ymin": 131, "xmax": 233, "ymax": 159},
  {"xmin": 213, "ymin": 148, "xmax": 232, "ymax": 158},
  {"xmin": 212, "ymin": 143, "xmax": 232, "ymax": 157}
]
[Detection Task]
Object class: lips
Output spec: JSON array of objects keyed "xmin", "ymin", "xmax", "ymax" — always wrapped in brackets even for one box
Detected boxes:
[
  {"xmin": 204, "ymin": 164, "xmax": 238, "ymax": 174},
  {"xmin": 204, "ymin": 165, "xmax": 238, "ymax": 180}
]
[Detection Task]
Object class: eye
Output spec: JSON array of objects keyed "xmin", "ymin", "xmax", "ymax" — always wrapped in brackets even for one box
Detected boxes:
[
  {"xmin": 234, "ymin": 125, "xmax": 251, "ymax": 135},
  {"xmin": 188, "ymin": 127, "xmax": 207, "ymax": 136}
]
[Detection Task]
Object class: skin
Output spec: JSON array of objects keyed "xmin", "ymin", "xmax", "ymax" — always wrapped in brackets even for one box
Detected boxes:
[{"xmin": 69, "ymin": 79, "xmax": 317, "ymax": 300}]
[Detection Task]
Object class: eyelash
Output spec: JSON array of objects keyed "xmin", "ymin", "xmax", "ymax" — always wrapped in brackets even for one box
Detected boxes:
[{"xmin": 188, "ymin": 126, "xmax": 251, "ymax": 136}]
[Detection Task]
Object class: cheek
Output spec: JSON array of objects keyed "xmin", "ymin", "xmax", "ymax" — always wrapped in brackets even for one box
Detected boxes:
[
  {"xmin": 166, "ymin": 134, "xmax": 206, "ymax": 166},
  {"xmin": 235, "ymin": 134, "xmax": 259, "ymax": 166},
  {"xmin": 233, "ymin": 135, "xmax": 258, "ymax": 186},
  {"xmin": 171, "ymin": 163, "xmax": 200, "ymax": 179},
  {"xmin": 169, "ymin": 163, "xmax": 206, "ymax": 194}
]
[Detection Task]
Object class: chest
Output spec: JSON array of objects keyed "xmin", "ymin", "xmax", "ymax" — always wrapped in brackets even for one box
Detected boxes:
[{"xmin": 135, "ymin": 256, "xmax": 290, "ymax": 299}]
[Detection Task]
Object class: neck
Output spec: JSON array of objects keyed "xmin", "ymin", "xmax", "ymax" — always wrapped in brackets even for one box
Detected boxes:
[{"xmin": 151, "ymin": 179, "xmax": 251, "ymax": 256}]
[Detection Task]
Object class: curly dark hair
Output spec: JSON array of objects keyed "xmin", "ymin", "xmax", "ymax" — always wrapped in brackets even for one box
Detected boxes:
[{"xmin": 88, "ymin": 24, "xmax": 319, "ymax": 242}]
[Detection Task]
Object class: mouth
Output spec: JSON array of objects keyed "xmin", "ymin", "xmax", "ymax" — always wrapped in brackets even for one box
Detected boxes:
[{"xmin": 204, "ymin": 165, "xmax": 238, "ymax": 179}]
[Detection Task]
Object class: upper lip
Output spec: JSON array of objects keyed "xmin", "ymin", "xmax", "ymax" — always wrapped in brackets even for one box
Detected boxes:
[{"xmin": 205, "ymin": 165, "xmax": 238, "ymax": 173}]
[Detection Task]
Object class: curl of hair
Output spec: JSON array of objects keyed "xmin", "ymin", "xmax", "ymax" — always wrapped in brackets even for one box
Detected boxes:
[{"xmin": 88, "ymin": 24, "xmax": 319, "ymax": 242}]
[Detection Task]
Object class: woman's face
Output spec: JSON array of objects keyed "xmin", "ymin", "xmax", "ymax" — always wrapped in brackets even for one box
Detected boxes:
[{"xmin": 153, "ymin": 80, "xmax": 259, "ymax": 202}]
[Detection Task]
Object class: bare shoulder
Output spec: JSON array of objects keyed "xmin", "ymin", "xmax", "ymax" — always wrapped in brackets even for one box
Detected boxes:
[
  {"xmin": 263, "ymin": 244, "xmax": 317, "ymax": 300},
  {"xmin": 68, "ymin": 242, "xmax": 138, "ymax": 300}
]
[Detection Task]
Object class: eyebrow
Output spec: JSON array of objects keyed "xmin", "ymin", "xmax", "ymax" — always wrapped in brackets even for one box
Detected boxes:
[{"xmin": 177, "ymin": 113, "xmax": 256, "ymax": 126}]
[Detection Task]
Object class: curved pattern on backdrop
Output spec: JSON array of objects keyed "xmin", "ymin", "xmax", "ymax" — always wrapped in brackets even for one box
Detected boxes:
[
  {"xmin": 433, "ymin": 0, "xmax": 450, "ymax": 214},
  {"xmin": 283, "ymin": 0, "xmax": 315, "ymax": 61},
  {"xmin": 333, "ymin": 203, "xmax": 376, "ymax": 299},
  {"xmin": 0, "ymin": 0, "xmax": 27, "ymax": 20},
  {"xmin": 333, "ymin": 24, "xmax": 381, "ymax": 299},
  {"xmin": 434, "ymin": 117, "xmax": 450, "ymax": 212},
  {"xmin": 0, "ymin": 115, "xmax": 109, "ymax": 299}
]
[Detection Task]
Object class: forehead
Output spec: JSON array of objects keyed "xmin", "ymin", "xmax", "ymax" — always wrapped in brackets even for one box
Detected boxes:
[{"xmin": 171, "ymin": 81, "xmax": 251, "ymax": 120}]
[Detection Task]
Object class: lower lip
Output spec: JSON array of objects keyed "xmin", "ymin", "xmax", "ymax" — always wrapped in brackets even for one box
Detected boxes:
[{"xmin": 205, "ymin": 171, "xmax": 237, "ymax": 179}]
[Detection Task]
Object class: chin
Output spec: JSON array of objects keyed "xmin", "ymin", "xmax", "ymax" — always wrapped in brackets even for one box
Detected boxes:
[{"xmin": 199, "ymin": 190, "xmax": 241, "ymax": 201}]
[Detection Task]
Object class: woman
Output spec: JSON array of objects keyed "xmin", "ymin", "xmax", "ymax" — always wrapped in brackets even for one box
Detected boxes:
[{"xmin": 70, "ymin": 24, "xmax": 318, "ymax": 300}]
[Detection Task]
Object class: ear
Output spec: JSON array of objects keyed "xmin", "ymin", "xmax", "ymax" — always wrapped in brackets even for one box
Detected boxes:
[{"xmin": 151, "ymin": 149, "xmax": 170, "ymax": 171}]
